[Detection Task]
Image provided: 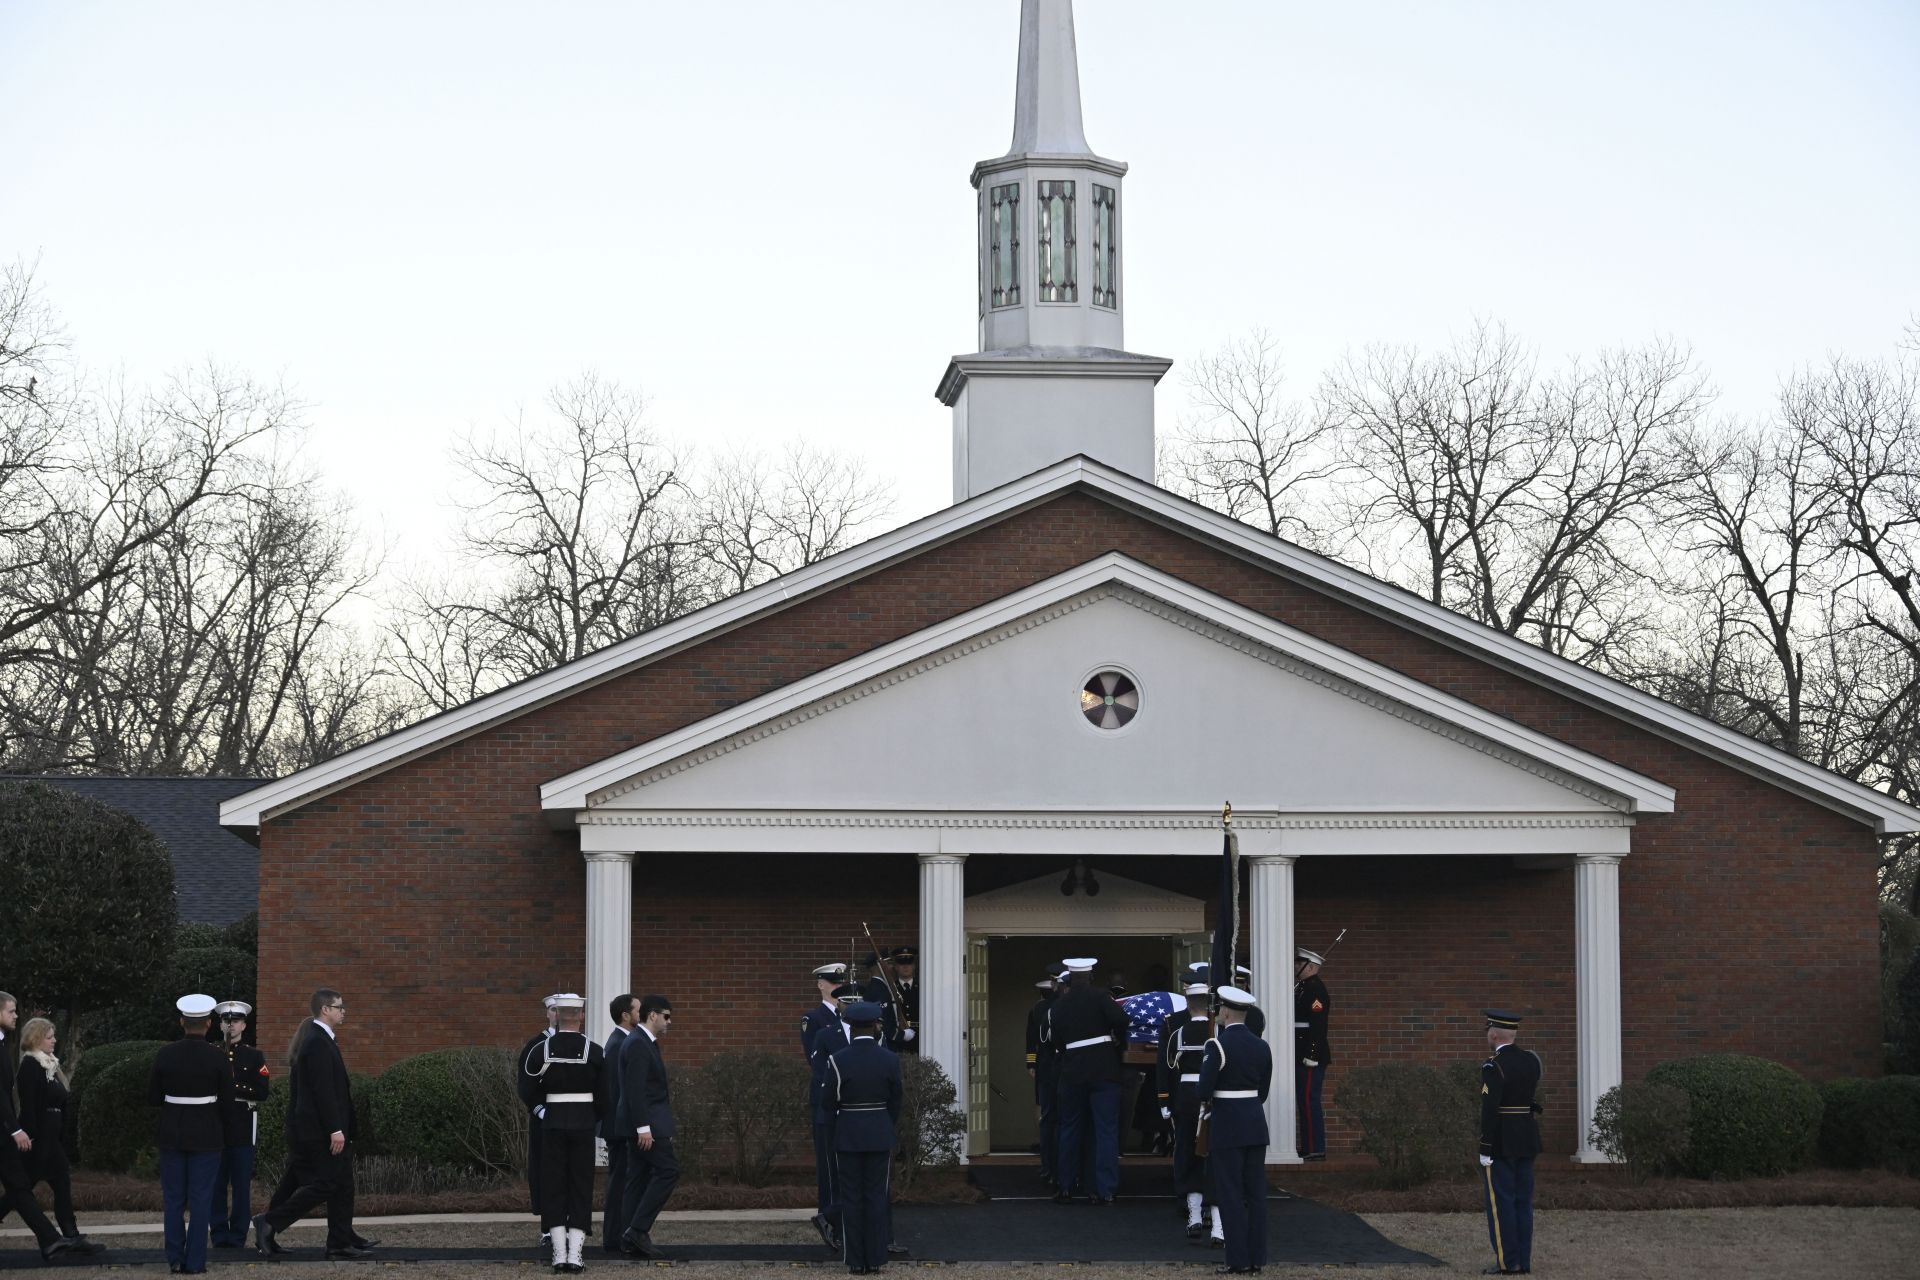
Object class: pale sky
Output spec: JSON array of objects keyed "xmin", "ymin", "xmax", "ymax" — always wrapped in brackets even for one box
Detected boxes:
[{"xmin": 4, "ymin": 0, "xmax": 1916, "ymax": 568}]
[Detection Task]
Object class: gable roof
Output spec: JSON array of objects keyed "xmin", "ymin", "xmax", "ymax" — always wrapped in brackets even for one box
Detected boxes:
[
  {"xmin": 220, "ymin": 456, "xmax": 1920, "ymax": 835},
  {"xmin": 10, "ymin": 775, "xmax": 263, "ymax": 924}
]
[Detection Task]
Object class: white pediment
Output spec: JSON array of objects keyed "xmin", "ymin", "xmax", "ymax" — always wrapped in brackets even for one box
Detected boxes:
[{"xmin": 548, "ymin": 557, "xmax": 1673, "ymax": 846}]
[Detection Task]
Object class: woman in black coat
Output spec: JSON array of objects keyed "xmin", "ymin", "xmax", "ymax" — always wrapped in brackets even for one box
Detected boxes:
[{"xmin": 15, "ymin": 1019, "xmax": 102, "ymax": 1253}]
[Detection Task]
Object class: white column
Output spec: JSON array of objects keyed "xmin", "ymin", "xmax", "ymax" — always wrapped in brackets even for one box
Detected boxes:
[
  {"xmin": 583, "ymin": 851, "xmax": 635, "ymax": 1046},
  {"xmin": 1573, "ymin": 853, "xmax": 1624, "ymax": 1162},
  {"xmin": 918, "ymin": 852, "xmax": 969, "ymax": 1146},
  {"xmin": 1246, "ymin": 853, "xmax": 1301, "ymax": 1166}
]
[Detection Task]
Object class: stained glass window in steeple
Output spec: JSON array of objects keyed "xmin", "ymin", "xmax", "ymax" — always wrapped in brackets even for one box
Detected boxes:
[
  {"xmin": 1092, "ymin": 184, "xmax": 1117, "ymax": 309},
  {"xmin": 1037, "ymin": 180, "xmax": 1077, "ymax": 303},
  {"xmin": 990, "ymin": 183, "xmax": 1021, "ymax": 309}
]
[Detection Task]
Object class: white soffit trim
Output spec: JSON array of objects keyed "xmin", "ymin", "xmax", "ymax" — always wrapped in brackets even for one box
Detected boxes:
[{"xmin": 542, "ymin": 554, "xmax": 1675, "ymax": 816}]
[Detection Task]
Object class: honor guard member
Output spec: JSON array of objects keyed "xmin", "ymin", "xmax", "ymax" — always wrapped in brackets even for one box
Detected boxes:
[
  {"xmin": 1036, "ymin": 968, "xmax": 1068, "ymax": 1186},
  {"xmin": 1186, "ymin": 963, "xmax": 1266, "ymax": 1038},
  {"xmin": 807, "ymin": 982, "xmax": 863, "ymax": 1251},
  {"xmin": 827, "ymin": 1002, "xmax": 903, "ymax": 1275},
  {"xmin": 1159, "ymin": 980, "xmax": 1222, "ymax": 1246},
  {"xmin": 517, "ymin": 994, "xmax": 563, "ymax": 1249},
  {"xmin": 886, "ymin": 948, "xmax": 919, "ymax": 1054},
  {"xmin": 149, "ymin": 994, "xmax": 235, "ymax": 1276},
  {"xmin": 1024, "ymin": 975, "xmax": 1055, "ymax": 1176},
  {"xmin": 1049, "ymin": 959, "xmax": 1129, "ymax": 1204},
  {"xmin": 805, "ymin": 964, "xmax": 851, "ymax": 1056},
  {"xmin": 1293, "ymin": 949, "xmax": 1331, "ymax": 1160},
  {"xmin": 526, "ymin": 995, "xmax": 607, "ymax": 1274},
  {"xmin": 1197, "ymin": 986, "xmax": 1270, "ymax": 1277},
  {"xmin": 208, "ymin": 1001, "xmax": 269, "ymax": 1249},
  {"xmin": 1478, "ymin": 1010, "xmax": 1542, "ymax": 1277}
]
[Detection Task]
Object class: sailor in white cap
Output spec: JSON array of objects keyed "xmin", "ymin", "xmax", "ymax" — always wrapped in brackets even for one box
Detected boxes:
[
  {"xmin": 524, "ymin": 994, "xmax": 606, "ymax": 1274},
  {"xmin": 517, "ymin": 994, "xmax": 566, "ymax": 1250},
  {"xmin": 1293, "ymin": 948, "xmax": 1331, "ymax": 1161},
  {"xmin": 149, "ymin": 994, "xmax": 234, "ymax": 1274},
  {"xmin": 1158, "ymin": 979, "xmax": 1221, "ymax": 1246},
  {"xmin": 1197, "ymin": 986, "xmax": 1271, "ymax": 1275},
  {"xmin": 1047, "ymin": 959, "xmax": 1129, "ymax": 1204},
  {"xmin": 207, "ymin": 1000, "xmax": 269, "ymax": 1250}
]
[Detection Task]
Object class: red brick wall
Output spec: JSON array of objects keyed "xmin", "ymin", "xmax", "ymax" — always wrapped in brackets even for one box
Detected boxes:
[{"xmin": 256, "ymin": 491, "xmax": 1885, "ymax": 1153}]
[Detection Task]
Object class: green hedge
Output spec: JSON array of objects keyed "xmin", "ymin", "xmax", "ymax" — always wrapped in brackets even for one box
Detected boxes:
[
  {"xmin": 1335, "ymin": 1062, "xmax": 1478, "ymax": 1188},
  {"xmin": 367, "ymin": 1047, "xmax": 521, "ymax": 1176},
  {"xmin": 1591, "ymin": 1080, "xmax": 1691, "ymax": 1182},
  {"xmin": 77, "ymin": 1047, "xmax": 164, "ymax": 1171},
  {"xmin": 70, "ymin": 1039, "xmax": 166, "ymax": 1164},
  {"xmin": 1645, "ymin": 1054, "xmax": 1821, "ymax": 1178},
  {"xmin": 1819, "ymin": 1076, "xmax": 1920, "ymax": 1174}
]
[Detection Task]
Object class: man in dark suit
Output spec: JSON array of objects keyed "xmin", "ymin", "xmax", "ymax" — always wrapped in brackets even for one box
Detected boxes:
[
  {"xmin": 1197, "ymin": 985, "xmax": 1271, "ymax": 1276},
  {"xmin": 599, "ymin": 993, "xmax": 638, "ymax": 1255},
  {"xmin": 826, "ymin": 1002, "xmax": 903, "ymax": 1276},
  {"xmin": 0, "ymin": 992, "xmax": 77, "ymax": 1264},
  {"xmin": 616, "ymin": 994, "xmax": 677, "ymax": 1260},
  {"xmin": 148, "ymin": 994, "xmax": 234, "ymax": 1275},
  {"xmin": 1479, "ymin": 1010, "xmax": 1543, "ymax": 1277},
  {"xmin": 254, "ymin": 988, "xmax": 369, "ymax": 1260}
]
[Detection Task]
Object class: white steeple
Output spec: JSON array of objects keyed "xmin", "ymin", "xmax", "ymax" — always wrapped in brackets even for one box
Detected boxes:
[{"xmin": 937, "ymin": 0, "xmax": 1170, "ymax": 503}]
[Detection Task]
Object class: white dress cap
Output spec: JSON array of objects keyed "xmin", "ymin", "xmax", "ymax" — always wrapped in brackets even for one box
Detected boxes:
[
  {"xmin": 1215, "ymin": 985, "xmax": 1256, "ymax": 1010},
  {"xmin": 1183, "ymin": 981, "xmax": 1210, "ymax": 996},
  {"xmin": 1296, "ymin": 948, "xmax": 1325, "ymax": 966},
  {"xmin": 213, "ymin": 1000, "xmax": 252, "ymax": 1017},
  {"xmin": 1063, "ymin": 958, "xmax": 1097, "ymax": 973},
  {"xmin": 549, "ymin": 994, "xmax": 586, "ymax": 1010},
  {"xmin": 176, "ymin": 993, "xmax": 217, "ymax": 1018}
]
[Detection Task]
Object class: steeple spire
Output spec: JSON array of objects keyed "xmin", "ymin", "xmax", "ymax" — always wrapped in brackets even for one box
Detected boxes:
[{"xmin": 1008, "ymin": 0, "xmax": 1093, "ymax": 157}]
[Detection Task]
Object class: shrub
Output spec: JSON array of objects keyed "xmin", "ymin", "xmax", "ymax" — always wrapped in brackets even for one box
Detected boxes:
[
  {"xmin": 93, "ymin": 946, "xmax": 258, "ymax": 1042},
  {"xmin": 1335, "ymin": 1063, "xmax": 1477, "ymax": 1188},
  {"xmin": 70, "ymin": 1039, "xmax": 166, "ymax": 1165},
  {"xmin": 257, "ymin": 1067, "xmax": 382, "ymax": 1175},
  {"xmin": 175, "ymin": 922, "xmax": 227, "ymax": 951},
  {"xmin": 1899, "ymin": 952, "xmax": 1920, "ymax": 1076},
  {"xmin": 1591, "ymin": 1081, "xmax": 1691, "ymax": 1182},
  {"xmin": 685, "ymin": 1051, "xmax": 808, "ymax": 1187},
  {"xmin": 1819, "ymin": 1076, "xmax": 1920, "ymax": 1174},
  {"xmin": 222, "ymin": 912, "xmax": 259, "ymax": 955},
  {"xmin": 367, "ymin": 1047, "xmax": 522, "ymax": 1176},
  {"xmin": 78, "ymin": 1048, "xmax": 164, "ymax": 1171},
  {"xmin": 1884, "ymin": 905, "xmax": 1920, "ymax": 1070},
  {"xmin": 893, "ymin": 1055, "xmax": 965, "ymax": 1191},
  {"xmin": 1645, "ymin": 1054, "xmax": 1821, "ymax": 1178}
]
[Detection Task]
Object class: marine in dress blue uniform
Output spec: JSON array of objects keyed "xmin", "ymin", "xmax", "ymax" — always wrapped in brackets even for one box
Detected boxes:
[
  {"xmin": 1478, "ymin": 1010, "xmax": 1542, "ymax": 1276},
  {"xmin": 148, "ymin": 994, "xmax": 235, "ymax": 1275},
  {"xmin": 1196, "ymin": 986, "xmax": 1270, "ymax": 1276},
  {"xmin": 1293, "ymin": 949, "xmax": 1331, "ymax": 1161},
  {"xmin": 827, "ymin": 1003, "xmax": 903, "ymax": 1276},
  {"xmin": 1049, "ymin": 958, "xmax": 1130, "ymax": 1204},
  {"xmin": 525, "ymin": 994, "xmax": 608, "ymax": 1274},
  {"xmin": 1158, "ymin": 981, "xmax": 1221, "ymax": 1244},
  {"xmin": 808, "ymin": 981, "xmax": 862, "ymax": 1250},
  {"xmin": 208, "ymin": 1001, "xmax": 269, "ymax": 1250}
]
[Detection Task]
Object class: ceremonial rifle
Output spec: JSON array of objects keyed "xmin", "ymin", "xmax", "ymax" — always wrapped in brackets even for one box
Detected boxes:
[{"xmin": 860, "ymin": 921, "xmax": 906, "ymax": 1010}]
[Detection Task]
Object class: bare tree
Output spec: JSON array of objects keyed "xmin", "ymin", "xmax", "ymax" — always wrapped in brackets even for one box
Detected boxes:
[
  {"xmin": 699, "ymin": 442, "xmax": 893, "ymax": 595},
  {"xmin": 1159, "ymin": 330, "xmax": 1340, "ymax": 543}
]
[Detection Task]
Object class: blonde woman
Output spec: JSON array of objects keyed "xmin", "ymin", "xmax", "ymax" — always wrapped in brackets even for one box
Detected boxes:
[{"xmin": 14, "ymin": 1018, "xmax": 102, "ymax": 1254}]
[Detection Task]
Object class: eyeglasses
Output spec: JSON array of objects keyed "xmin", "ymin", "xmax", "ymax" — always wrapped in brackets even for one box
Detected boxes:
[{"xmin": 326, "ymin": 1005, "xmax": 346, "ymax": 1013}]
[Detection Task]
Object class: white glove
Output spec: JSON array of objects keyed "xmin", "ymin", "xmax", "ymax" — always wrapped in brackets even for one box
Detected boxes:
[
  {"xmin": 1160, "ymin": 1106, "xmax": 1172, "ymax": 1121},
  {"xmin": 535, "ymin": 1105, "xmax": 546, "ymax": 1119},
  {"xmin": 1479, "ymin": 1155, "xmax": 1493, "ymax": 1167},
  {"xmin": 901, "ymin": 1028, "xmax": 916, "ymax": 1042},
  {"xmin": 1301, "ymin": 1058, "xmax": 1319, "ymax": 1068}
]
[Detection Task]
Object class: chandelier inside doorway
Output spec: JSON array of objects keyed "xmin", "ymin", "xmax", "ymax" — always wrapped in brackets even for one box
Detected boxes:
[{"xmin": 1059, "ymin": 857, "xmax": 1101, "ymax": 896}]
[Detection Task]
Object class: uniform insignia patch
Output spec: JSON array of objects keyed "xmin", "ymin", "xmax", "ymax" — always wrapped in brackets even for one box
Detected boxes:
[
  {"xmin": 1481, "ymin": 1083, "xmax": 1489, "ymax": 1094},
  {"xmin": 800, "ymin": 1017, "xmax": 810, "ymax": 1032},
  {"xmin": 1311, "ymin": 999, "xmax": 1324, "ymax": 1012}
]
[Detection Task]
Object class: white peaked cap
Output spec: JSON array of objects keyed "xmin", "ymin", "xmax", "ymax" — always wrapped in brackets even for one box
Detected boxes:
[
  {"xmin": 1297, "ymin": 948, "xmax": 1325, "ymax": 965},
  {"xmin": 1184, "ymin": 982, "xmax": 1210, "ymax": 996},
  {"xmin": 1063, "ymin": 958, "xmax": 1097, "ymax": 973},
  {"xmin": 176, "ymin": 993, "xmax": 216, "ymax": 1018},
  {"xmin": 213, "ymin": 1000, "xmax": 252, "ymax": 1016},
  {"xmin": 1216, "ymin": 985, "xmax": 1256, "ymax": 1010}
]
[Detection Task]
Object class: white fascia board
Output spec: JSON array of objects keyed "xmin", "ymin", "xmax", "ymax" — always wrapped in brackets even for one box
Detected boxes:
[
  {"xmin": 1066, "ymin": 461, "xmax": 1920, "ymax": 836},
  {"xmin": 218, "ymin": 457, "xmax": 1100, "ymax": 829},
  {"xmin": 543, "ymin": 554, "xmax": 1674, "ymax": 816}
]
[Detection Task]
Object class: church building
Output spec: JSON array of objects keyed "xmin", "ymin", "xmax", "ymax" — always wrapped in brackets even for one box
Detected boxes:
[{"xmin": 222, "ymin": 0, "xmax": 1917, "ymax": 1165}]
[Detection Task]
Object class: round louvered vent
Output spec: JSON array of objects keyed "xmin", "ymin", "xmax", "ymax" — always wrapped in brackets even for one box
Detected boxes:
[{"xmin": 1080, "ymin": 670, "xmax": 1139, "ymax": 730}]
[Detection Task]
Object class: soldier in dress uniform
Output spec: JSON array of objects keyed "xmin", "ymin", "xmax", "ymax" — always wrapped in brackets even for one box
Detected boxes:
[
  {"xmin": 1196, "ymin": 986, "xmax": 1270, "ymax": 1277},
  {"xmin": 1186, "ymin": 963, "xmax": 1266, "ymax": 1038},
  {"xmin": 1036, "ymin": 967, "xmax": 1068, "ymax": 1187},
  {"xmin": 148, "ymin": 994, "xmax": 236, "ymax": 1276},
  {"xmin": 1158, "ymin": 980, "xmax": 1222, "ymax": 1246},
  {"xmin": 1049, "ymin": 958, "xmax": 1129, "ymax": 1205},
  {"xmin": 517, "ymin": 994, "xmax": 562, "ymax": 1250},
  {"xmin": 826, "ymin": 1002, "xmax": 903, "ymax": 1276},
  {"xmin": 208, "ymin": 1001, "xmax": 269, "ymax": 1249},
  {"xmin": 525, "ymin": 994, "xmax": 608, "ymax": 1274},
  {"xmin": 886, "ymin": 948, "xmax": 919, "ymax": 1054},
  {"xmin": 1293, "ymin": 949, "xmax": 1331, "ymax": 1161},
  {"xmin": 1478, "ymin": 1010, "xmax": 1542, "ymax": 1277},
  {"xmin": 804, "ymin": 963, "xmax": 850, "ymax": 1056},
  {"xmin": 808, "ymin": 981, "xmax": 862, "ymax": 1251},
  {"xmin": 1024, "ymin": 975, "xmax": 1055, "ymax": 1172}
]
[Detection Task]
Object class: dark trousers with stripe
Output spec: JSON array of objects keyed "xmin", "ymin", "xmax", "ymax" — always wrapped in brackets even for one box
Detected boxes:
[
  {"xmin": 1171, "ymin": 1086, "xmax": 1207, "ymax": 1197},
  {"xmin": 834, "ymin": 1149, "xmax": 889, "ymax": 1273},
  {"xmin": 1036, "ymin": 1068, "xmax": 1059, "ymax": 1181},
  {"xmin": 1482, "ymin": 1155, "xmax": 1534, "ymax": 1274},
  {"xmin": 1295, "ymin": 1063, "xmax": 1326, "ymax": 1157},
  {"xmin": 210, "ymin": 1142, "xmax": 255, "ymax": 1245},
  {"xmin": 1056, "ymin": 1078, "xmax": 1120, "ymax": 1199},
  {"xmin": 1208, "ymin": 1143, "xmax": 1268, "ymax": 1272},
  {"xmin": 812, "ymin": 1119, "xmax": 840, "ymax": 1226},
  {"xmin": 539, "ymin": 1128, "xmax": 596, "ymax": 1232},
  {"xmin": 159, "ymin": 1148, "xmax": 221, "ymax": 1272}
]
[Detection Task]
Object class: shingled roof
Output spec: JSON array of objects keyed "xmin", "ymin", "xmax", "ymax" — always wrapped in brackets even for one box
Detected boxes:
[{"xmin": 4, "ymin": 775, "xmax": 263, "ymax": 925}]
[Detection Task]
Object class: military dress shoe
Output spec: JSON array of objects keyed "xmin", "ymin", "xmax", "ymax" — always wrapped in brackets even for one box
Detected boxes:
[
  {"xmin": 886, "ymin": 1242, "xmax": 908, "ymax": 1256},
  {"xmin": 811, "ymin": 1214, "xmax": 837, "ymax": 1249},
  {"xmin": 326, "ymin": 1244, "xmax": 376, "ymax": 1260}
]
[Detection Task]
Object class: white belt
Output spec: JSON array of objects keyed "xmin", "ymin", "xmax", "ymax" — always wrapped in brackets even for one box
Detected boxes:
[
  {"xmin": 1294, "ymin": 1022, "xmax": 1308, "ymax": 1028},
  {"xmin": 165, "ymin": 1095, "xmax": 217, "ymax": 1105},
  {"xmin": 1179, "ymin": 1073, "xmax": 1200, "ymax": 1083},
  {"xmin": 1214, "ymin": 1089, "xmax": 1258, "ymax": 1099},
  {"xmin": 546, "ymin": 1093, "xmax": 594, "ymax": 1103},
  {"xmin": 1064, "ymin": 1036, "xmax": 1112, "ymax": 1051}
]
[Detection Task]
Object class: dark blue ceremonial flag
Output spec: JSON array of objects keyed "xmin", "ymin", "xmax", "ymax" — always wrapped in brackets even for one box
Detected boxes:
[{"xmin": 1209, "ymin": 826, "xmax": 1239, "ymax": 1008}]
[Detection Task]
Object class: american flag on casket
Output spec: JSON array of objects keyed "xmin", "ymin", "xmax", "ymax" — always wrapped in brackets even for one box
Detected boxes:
[{"xmin": 1119, "ymin": 990, "xmax": 1188, "ymax": 1044}]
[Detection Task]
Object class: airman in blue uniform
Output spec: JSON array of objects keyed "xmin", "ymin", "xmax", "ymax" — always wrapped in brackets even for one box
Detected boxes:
[
  {"xmin": 1478, "ymin": 1010, "xmax": 1541, "ymax": 1276},
  {"xmin": 827, "ymin": 1002, "xmax": 903, "ymax": 1276},
  {"xmin": 1197, "ymin": 985, "xmax": 1270, "ymax": 1276},
  {"xmin": 804, "ymin": 963, "xmax": 852, "ymax": 1247}
]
